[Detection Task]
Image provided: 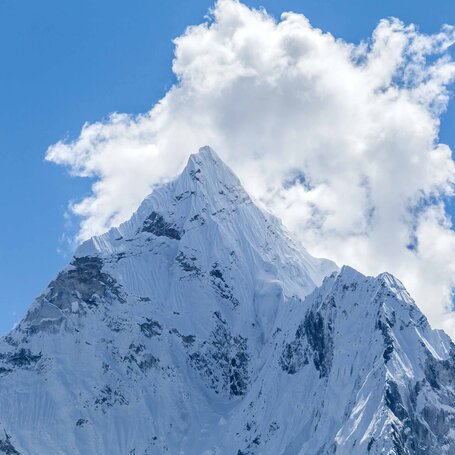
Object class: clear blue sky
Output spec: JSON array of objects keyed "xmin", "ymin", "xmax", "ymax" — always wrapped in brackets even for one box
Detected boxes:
[{"xmin": 0, "ymin": 0, "xmax": 454, "ymax": 335}]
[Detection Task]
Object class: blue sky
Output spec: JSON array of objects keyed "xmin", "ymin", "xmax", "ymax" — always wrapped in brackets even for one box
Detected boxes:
[{"xmin": 0, "ymin": 0, "xmax": 454, "ymax": 336}]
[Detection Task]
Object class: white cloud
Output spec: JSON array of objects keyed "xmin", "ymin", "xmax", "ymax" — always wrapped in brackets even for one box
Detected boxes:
[{"xmin": 46, "ymin": 0, "xmax": 455, "ymax": 336}]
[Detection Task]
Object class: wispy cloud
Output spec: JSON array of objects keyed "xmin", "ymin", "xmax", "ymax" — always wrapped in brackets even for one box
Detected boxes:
[{"xmin": 46, "ymin": 0, "xmax": 455, "ymax": 336}]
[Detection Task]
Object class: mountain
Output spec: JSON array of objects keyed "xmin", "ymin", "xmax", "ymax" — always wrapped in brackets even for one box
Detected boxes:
[{"xmin": 1, "ymin": 147, "xmax": 455, "ymax": 454}]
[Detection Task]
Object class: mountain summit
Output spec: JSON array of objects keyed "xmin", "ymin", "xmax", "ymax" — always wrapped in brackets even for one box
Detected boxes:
[{"xmin": 1, "ymin": 148, "xmax": 455, "ymax": 454}]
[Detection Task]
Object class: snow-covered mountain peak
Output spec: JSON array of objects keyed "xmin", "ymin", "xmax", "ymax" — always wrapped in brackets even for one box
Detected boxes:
[
  {"xmin": 184, "ymin": 145, "xmax": 242, "ymax": 189},
  {"xmin": 323, "ymin": 265, "xmax": 428, "ymax": 329},
  {"xmin": 2, "ymin": 147, "xmax": 455, "ymax": 454},
  {"xmin": 75, "ymin": 147, "xmax": 336, "ymax": 303},
  {"xmin": 75, "ymin": 146, "xmax": 250, "ymax": 257},
  {"xmin": 172, "ymin": 145, "xmax": 252, "ymax": 216},
  {"xmin": 171, "ymin": 145, "xmax": 248, "ymax": 210}
]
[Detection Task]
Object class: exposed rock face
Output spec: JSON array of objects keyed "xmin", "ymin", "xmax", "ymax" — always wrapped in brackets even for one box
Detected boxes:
[
  {"xmin": 141, "ymin": 211, "xmax": 182, "ymax": 240},
  {"xmin": 0, "ymin": 148, "xmax": 454, "ymax": 454}
]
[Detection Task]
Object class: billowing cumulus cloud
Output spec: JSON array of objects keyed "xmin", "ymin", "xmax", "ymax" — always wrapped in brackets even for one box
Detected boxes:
[{"xmin": 46, "ymin": 0, "xmax": 455, "ymax": 335}]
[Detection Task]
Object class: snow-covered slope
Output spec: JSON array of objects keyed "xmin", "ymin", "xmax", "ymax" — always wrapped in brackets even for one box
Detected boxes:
[{"xmin": 1, "ymin": 147, "xmax": 455, "ymax": 454}]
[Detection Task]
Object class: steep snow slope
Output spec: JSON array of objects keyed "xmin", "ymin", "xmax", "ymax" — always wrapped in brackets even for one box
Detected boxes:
[
  {"xmin": 0, "ymin": 147, "xmax": 454, "ymax": 454},
  {"xmin": 228, "ymin": 267, "xmax": 455, "ymax": 454}
]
